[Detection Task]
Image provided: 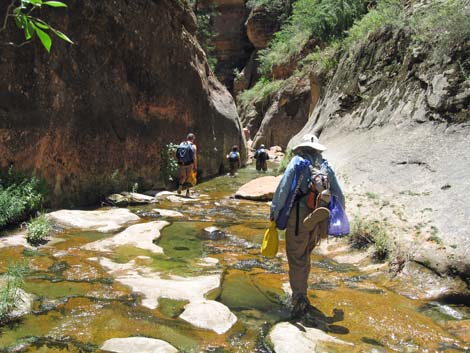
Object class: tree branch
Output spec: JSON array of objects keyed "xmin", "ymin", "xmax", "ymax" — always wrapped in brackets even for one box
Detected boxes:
[
  {"xmin": 1, "ymin": 0, "xmax": 17, "ymax": 33},
  {"xmin": 3, "ymin": 40, "xmax": 32, "ymax": 48}
]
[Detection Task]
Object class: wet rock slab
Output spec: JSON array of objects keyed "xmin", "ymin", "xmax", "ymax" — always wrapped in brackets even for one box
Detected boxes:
[
  {"xmin": 47, "ymin": 209, "xmax": 140, "ymax": 232},
  {"xmin": 179, "ymin": 300, "xmax": 237, "ymax": 334},
  {"xmin": 269, "ymin": 322, "xmax": 353, "ymax": 353},
  {"xmin": 84, "ymin": 221, "xmax": 169, "ymax": 254},
  {"xmin": 107, "ymin": 192, "xmax": 157, "ymax": 207},
  {"xmin": 101, "ymin": 337, "xmax": 178, "ymax": 353},
  {"xmin": 152, "ymin": 208, "xmax": 184, "ymax": 218},
  {"xmin": 235, "ymin": 175, "xmax": 282, "ymax": 201},
  {"xmin": 95, "ymin": 257, "xmax": 221, "ymax": 309},
  {"xmin": 0, "ymin": 230, "xmax": 33, "ymax": 249}
]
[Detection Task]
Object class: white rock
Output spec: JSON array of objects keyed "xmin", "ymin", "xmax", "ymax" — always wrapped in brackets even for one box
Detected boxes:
[
  {"xmin": 84, "ymin": 221, "xmax": 168, "ymax": 254},
  {"xmin": 122, "ymin": 192, "xmax": 156, "ymax": 202},
  {"xmin": 198, "ymin": 257, "xmax": 219, "ymax": 267},
  {"xmin": 179, "ymin": 300, "xmax": 237, "ymax": 334},
  {"xmin": 0, "ymin": 231, "xmax": 33, "ymax": 249},
  {"xmin": 101, "ymin": 337, "xmax": 178, "ymax": 353},
  {"xmin": 152, "ymin": 208, "xmax": 184, "ymax": 218},
  {"xmin": 47, "ymin": 209, "xmax": 140, "ymax": 232},
  {"xmin": 269, "ymin": 322, "xmax": 353, "ymax": 353},
  {"xmin": 155, "ymin": 191, "xmax": 176, "ymax": 198},
  {"xmin": 166, "ymin": 195, "xmax": 199, "ymax": 203},
  {"xmin": 10, "ymin": 289, "xmax": 34, "ymax": 319},
  {"xmin": 95, "ymin": 257, "xmax": 221, "ymax": 309}
]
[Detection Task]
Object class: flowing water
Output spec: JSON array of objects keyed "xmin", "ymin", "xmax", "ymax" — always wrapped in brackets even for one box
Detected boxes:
[{"xmin": 0, "ymin": 166, "xmax": 469, "ymax": 352}]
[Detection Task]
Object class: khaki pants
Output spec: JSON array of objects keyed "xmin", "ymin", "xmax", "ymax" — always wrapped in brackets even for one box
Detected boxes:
[
  {"xmin": 285, "ymin": 204, "xmax": 328, "ymax": 300},
  {"xmin": 179, "ymin": 164, "xmax": 193, "ymax": 186}
]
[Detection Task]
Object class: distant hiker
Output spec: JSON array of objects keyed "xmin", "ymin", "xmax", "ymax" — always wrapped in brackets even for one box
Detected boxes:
[
  {"xmin": 254, "ymin": 144, "xmax": 269, "ymax": 172},
  {"xmin": 243, "ymin": 127, "xmax": 250, "ymax": 140},
  {"xmin": 226, "ymin": 145, "xmax": 241, "ymax": 177},
  {"xmin": 176, "ymin": 133, "xmax": 197, "ymax": 197},
  {"xmin": 270, "ymin": 134, "xmax": 345, "ymax": 320}
]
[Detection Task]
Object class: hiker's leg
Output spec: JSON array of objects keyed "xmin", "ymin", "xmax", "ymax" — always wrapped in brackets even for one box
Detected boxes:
[
  {"xmin": 262, "ymin": 160, "xmax": 267, "ymax": 171},
  {"xmin": 286, "ymin": 206, "xmax": 313, "ymax": 299},
  {"xmin": 178, "ymin": 165, "xmax": 191, "ymax": 192}
]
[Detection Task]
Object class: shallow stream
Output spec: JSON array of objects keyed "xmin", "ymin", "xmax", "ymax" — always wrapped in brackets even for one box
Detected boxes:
[{"xmin": 0, "ymin": 166, "xmax": 469, "ymax": 352}]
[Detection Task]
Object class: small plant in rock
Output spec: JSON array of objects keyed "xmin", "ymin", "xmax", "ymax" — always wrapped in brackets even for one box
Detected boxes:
[
  {"xmin": 427, "ymin": 233, "xmax": 442, "ymax": 245},
  {"xmin": 0, "ymin": 261, "xmax": 28, "ymax": 325},
  {"xmin": 25, "ymin": 214, "xmax": 52, "ymax": 246},
  {"xmin": 276, "ymin": 149, "xmax": 293, "ymax": 174},
  {"xmin": 349, "ymin": 216, "xmax": 394, "ymax": 260}
]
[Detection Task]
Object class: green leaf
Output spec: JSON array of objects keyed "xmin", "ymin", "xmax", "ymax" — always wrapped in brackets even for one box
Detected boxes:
[
  {"xmin": 29, "ymin": 0, "xmax": 43, "ymax": 5},
  {"xmin": 25, "ymin": 19, "xmax": 35, "ymax": 40},
  {"xmin": 32, "ymin": 19, "xmax": 50, "ymax": 29},
  {"xmin": 43, "ymin": 1, "xmax": 67, "ymax": 7},
  {"xmin": 33, "ymin": 25, "xmax": 52, "ymax": 52},
  {"xmin": 51, "ymin": 28, "xmax": 73, "ymax": 44}
]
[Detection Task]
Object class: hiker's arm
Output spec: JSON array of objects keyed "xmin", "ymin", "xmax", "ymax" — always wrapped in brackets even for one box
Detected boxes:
[
  {"xmin": 322, "ymin": 160, "xmax": 345, "ymax": 209},
  {"xmin": 270, "ymin": 161, "xmax": 295, "ymax": 221}
]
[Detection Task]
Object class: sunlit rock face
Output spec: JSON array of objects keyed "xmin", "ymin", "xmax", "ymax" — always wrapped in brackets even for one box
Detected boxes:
[
  {"xmin": 290, "ymin": 25, "xmax": 470, "ymax": 278},
  {"xmin": 0, "ymin": 0, "xmax": 245, "ymax": 207}
]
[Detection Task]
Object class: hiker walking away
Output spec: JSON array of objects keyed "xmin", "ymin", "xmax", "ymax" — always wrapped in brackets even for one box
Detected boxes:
[
  {"xmin": 176, "ymin": 133, "xmax": 197, "ymax": 197},
  {"xmin": 226, "ymin": 145, "xmax": 241, "ymax": 177},
  {"xmin": 254, "ymin": 144, "xmax": 269, "ymax": 172},
  {"xmin": 270, "ymin": 134, "xmax": 345, "ymax": 320}
]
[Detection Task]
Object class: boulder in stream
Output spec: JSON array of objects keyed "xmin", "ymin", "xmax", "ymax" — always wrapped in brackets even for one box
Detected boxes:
[
  {"xmin": 101, "ymin": 337, "xmax": 178, "ymax": 353},
  {"xmin": 179, "ymin": 300, "xmax": 237, "ymax": 335},
  {"xmin": 201, "ymin": 226, "xmax": 226, "ymax": 240},
  {"xmin": 235, "ymin": 175, "xmax": 282, "ymax": 201},
  {"xmin": 269, "ymin": 322, "xmax": 353, "ymax": 353},
  {"xmin": 107, "ymin": 192, "xmax": 157, "ymax": 207},
  {"xmin": 47, "ymin": 209, "xmax": 140, "ymax": 233}
]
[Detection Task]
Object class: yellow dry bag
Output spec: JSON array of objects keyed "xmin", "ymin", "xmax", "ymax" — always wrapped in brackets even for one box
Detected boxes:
[
  {"xmin": 261, "ymin": 221, "xmax": 279, "ymax": 257},
  {"xmin": 187, "ymin": 170, "xmax": 197, "ymax": 186}
]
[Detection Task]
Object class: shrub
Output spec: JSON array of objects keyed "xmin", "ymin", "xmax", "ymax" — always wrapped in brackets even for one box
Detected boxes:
[
  {"xmin": 343, "ymin": 0, "xmax": 405, "ymax": 49},
  {"xmin": 349, "ymin": 216, "xmax": 394, "ymax": 260},
  {"xmin": 411, "ymin": 0, "xmax": 470, "ymax": 60},
  {"xmin": 237, "ymin": 78, "xmax": 285, "ymax": 110},
  {"xmin": 259, "ymin": 0, "xmax": 370, "ymax": 75},
  {"xmin": 189, "ymin": 1, "xmax": 218, "ymax": 71},
  {"xmin": 25, "ymin": 214, "xmax": 52, "ymax": 246},
  {"xmin": 276, "ymin": 149, "xmax": 293, "ymax": 174},
  {"xmin": 0, "ymin": 174, "xmax": 44, "ymax": 229},
  {"xmin": 0, "ymin": 262, "xmax": 28, "ymax": 324},
  {"xmin": 160, "ymin": 143, "xmax": 180, "ymax": 189}
]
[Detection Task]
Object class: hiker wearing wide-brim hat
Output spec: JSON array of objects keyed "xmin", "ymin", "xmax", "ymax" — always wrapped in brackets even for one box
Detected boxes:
[{"xmin": 270, "ymin": 133, "xmax": 345, "ymax": 320}]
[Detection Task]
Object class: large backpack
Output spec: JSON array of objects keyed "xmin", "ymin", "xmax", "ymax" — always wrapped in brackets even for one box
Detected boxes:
[
  {"xmin": 274, "ymin": 156, "xmax": 311, "ymax": 230},
  {"xmin": 306, "ymin": 166, "xmax": 330, "ymax": 210},
  {"xmin": 228, "ymin": 151, "xmax": 239, "ymax": 161},
  {"xmin": 176, "ymin": 141, "xmax": 194, "ymax": 165},
  {"xmin": 255, "ymin": 148, "xmax": 267, "ymax": 161}
]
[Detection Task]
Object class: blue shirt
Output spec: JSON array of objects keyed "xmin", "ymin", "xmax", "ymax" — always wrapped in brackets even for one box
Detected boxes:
[{"xmin": 270, "ymin": 155, "xmax": 345, "ymax": 221}]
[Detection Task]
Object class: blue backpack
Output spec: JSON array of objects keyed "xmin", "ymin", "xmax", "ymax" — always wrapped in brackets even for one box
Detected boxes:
[
  {"xmin": 228, "ymin": 151, "xmax": 239, "ymax": 160},
  {"xmin": 176, "ymin": 141, "xmax": 194, "ymax": 165},
  {"xmin": 275, "ymin": 156, "xmax": 311, "ymax": 230}
]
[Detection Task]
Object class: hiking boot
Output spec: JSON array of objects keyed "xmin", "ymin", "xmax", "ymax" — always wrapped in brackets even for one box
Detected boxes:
[
  {"xmin": 303, "ymin": 207, "xmax": 330, "ymax": 230},
  {"xmin": 177, "ymin": 186, "xmax": 182, "ymax": 195},
  {"xmin": 291, "ymin": 295, "xmax": 310, "ymax": 319}
]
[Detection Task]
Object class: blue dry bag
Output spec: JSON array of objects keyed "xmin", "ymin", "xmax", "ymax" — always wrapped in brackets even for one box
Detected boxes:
[
  {"xmin": 328, "ymin": 195, "xmax": 350, "ymax": 237},
  {"xmin": 275, "ymin": 156, "xmax": 310, "ymax": 230}
]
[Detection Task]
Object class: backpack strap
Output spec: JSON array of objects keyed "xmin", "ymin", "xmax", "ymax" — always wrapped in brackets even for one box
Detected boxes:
[{"xmin": 295, "ymin": 200, "xmax": 300, "ymax": 236}]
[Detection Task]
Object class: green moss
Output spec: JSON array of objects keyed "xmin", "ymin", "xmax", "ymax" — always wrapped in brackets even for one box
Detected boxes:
[{"xmin": 158, "ymin": 298, "xmax": 189, "ymax": 318}]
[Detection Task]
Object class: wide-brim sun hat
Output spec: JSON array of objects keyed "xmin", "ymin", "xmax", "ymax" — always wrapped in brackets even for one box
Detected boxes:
[{"xmin": 293, "ymin": 134, "xmax": 327, "ymax": 152}]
